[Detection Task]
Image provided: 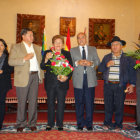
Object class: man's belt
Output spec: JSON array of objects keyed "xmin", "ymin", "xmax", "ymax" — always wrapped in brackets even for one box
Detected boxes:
[
  {"xmin": 108, "ymin": 81, "xmax": 120, "ymax": 84},
  {"xmin": 30, "ymin": 71, "xmax": 38, "ymax": 74}
]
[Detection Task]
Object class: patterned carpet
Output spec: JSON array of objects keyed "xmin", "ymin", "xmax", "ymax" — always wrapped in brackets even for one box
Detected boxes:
[{"xmin": 0, "ymin": 122, "xmax": 140, "ymax": 139}]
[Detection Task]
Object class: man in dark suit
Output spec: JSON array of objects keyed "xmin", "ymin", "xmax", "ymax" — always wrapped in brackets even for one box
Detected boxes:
[
  {"xmin": 70, "ymin": 32, "xmax": 100, "ymax": 131},
  {"xmin": 98, "ymin": 36, "xmax": 136, "ymax": 131},
  {"xmin": 135, "ymin": 69, "xmax": 140, "ymax": 131}
]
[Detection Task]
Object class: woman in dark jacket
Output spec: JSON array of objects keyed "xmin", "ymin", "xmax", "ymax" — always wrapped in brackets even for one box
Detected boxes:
[
  {"xmin": 41, "ymin": 35, "xmax": 73, "ymax": 131},
  {"xmin": 0, "ymin": 39, "xmax": 13, "ymax": 130}
]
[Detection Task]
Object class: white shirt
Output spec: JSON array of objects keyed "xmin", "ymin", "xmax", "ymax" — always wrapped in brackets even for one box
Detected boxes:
[
  {"xmin": 75, "ymin": 45, "xmax": 94, "ymax": 67},
  {"xmin": 23, "ymin": 41, "xmax": 39, "ymax": 72},
  {"xmin": 79, "ymin": 45, "xmax": 88, "ymax": 59}
]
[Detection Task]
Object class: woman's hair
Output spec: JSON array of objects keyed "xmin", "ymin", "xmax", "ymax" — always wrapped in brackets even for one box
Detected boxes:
[
  {"xmin": 0, "ymin": 38, "xmax": 8, "ymax": 55},
  {"xmin": 52, "ymin": 35, "xmax": 64, "ymax": 44}
]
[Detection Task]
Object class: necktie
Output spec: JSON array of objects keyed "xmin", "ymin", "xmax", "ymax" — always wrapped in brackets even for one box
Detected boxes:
[
  {"xmin": 82, "ymin": 47, "xmax": 86, "ymax": 60},
  {"xmin": 82, "ymin": 47, "xmax": 86, "ymax": 71}
]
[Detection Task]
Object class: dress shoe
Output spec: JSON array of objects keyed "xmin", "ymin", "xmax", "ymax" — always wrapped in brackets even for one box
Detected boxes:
[
  {"xmin": 87, "ymin": 127, "xmax": 93, "ymax": 131},
  {"xmin": 46, "ymin": 126, "xmax": 52, "ymax": 131},
  {"xmin": 30, "ymin": 126, "xmax": 37, "ymax": 131},
  {"xmin": 77, "ymin": 127, "xmax": 83, "ymax": 131},
  {"xmin": 113, "ymin": 126, "xmax": 122, "ymax": 132},
  {"xmin": 17, "ymin": 127, "xmax": 24, "ymax": 132},
  {"xmin": 58, "ymin": 127, "xmax": 63, "ymax": 131},
  {"xmin": 135, "ymin": 126, "xmax": 140, "ymax": 131},
  {"xmin": 102, "ymin": 125, "xmax": 112, "ymax": 130}
]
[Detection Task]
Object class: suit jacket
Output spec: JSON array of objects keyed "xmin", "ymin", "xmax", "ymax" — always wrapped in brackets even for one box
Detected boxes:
[
  {"xmin": 98, "ymin": 52, "xmax": 136, "ymax": 86},
  {"xmin": 0, "ymin": 54, "xmax": 13, "ymax": 92},
  {"xmin": 136, "ymin": 69, "xmax": 140, "ymax": 88},
  {"xmin": 40, "ymin": 49, "xmax": 73, "ymax": 92},
  {"xmin": 8, "ymin": 42, "xmax": 44, "ymax": 87},
  {"xmin": 70, "ymin": 46, "xmax": 100, "ymax": 88}
]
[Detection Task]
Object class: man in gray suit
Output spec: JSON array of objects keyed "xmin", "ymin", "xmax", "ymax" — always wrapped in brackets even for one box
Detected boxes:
[
  {"xmin": 70, "ymin": 32, "xmax": 100, "ymax": 131},
  {"xmin": 135, "ymin": 69, "xmax": 140, "ymax": 131},
  {"xmin": 9, "ymin": 28, "xmax": 44, "ymax": 132}
]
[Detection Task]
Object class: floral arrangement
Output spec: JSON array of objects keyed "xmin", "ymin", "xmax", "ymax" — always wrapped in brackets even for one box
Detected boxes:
[
  {"xmin": 126, "ymin": 43, "xmax": 140, "ymax": 69},
  {"xmin": 47, "ymin": 47, "xmax": 74, "ymax": 76}
]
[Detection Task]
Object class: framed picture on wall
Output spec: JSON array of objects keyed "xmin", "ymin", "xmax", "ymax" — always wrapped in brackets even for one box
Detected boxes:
[
  {"xmin": 60, "ymin": 17, "xmax": 76, "ymax": 37},
  {"xmin": 16, "ymin": 14, "xmax": 45, "ymax": 46},
  {"xmin": 89, "ymin": 18, "xmax": 115, "ymax": 49}
]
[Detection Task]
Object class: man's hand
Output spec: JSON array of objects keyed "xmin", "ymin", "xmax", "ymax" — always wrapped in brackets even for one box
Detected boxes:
[
  {"xmin": 24, "ymin": 53, "xmax": 34, "ymax": 61},
  {"xmin": 125, "ymin": 85, "xmax": 134, "ymax": 94},
  {"xmin": 0, "ymin": 70, "xmax": 3, "ymax": 74},
  {"xmin": 78, "ymin": 60, "xmax": 93, "ymax": 66},
  {"xmin": 77, "ymin": 60, "xmax": 85, "ymax": 66},
  {"xmin": 84, "ymin": 60, "xmax": 93, "ymax": 66},
  {"xmin": 106, "ymin": 60, "xmax": 115, "ymax": 67}
]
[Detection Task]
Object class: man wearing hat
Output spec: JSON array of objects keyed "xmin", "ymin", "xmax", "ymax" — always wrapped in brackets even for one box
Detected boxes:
[{"xmin": 98, "ymin": 36, "xmax": 136, "ymax": 130}]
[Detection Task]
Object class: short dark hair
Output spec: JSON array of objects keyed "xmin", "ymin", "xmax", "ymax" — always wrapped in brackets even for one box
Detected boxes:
[
  {"xmin": 52, "ymin": 35, "xmax": 64, "ymax": 44},
  {"xmin": 20, "ymin": 28, "xmax": 33, "ymax": 37},
  {"xmin": 0, "ymin": 38, "xmax": 8, "ymax": 55}
]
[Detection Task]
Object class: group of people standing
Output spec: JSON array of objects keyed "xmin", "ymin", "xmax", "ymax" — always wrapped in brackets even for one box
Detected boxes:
[{"xmin": 0, "ymin": 28, "xmax": 139, "ymax": 133}]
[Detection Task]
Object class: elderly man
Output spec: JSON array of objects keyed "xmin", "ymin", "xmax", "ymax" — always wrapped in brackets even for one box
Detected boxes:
[
  {"xmin": 70, "ymin": 32, "xmax": 100, "ymax": 131},
  {"xmin": 9, "ymin": 28, "xmax": 44, "ymax": 132},
  {"xmin": 98, "ymin": 36, "xmax": 136, "ymax": 130},
  {"xmin": 135, "ymin": 68, "xmax": 140, "ymax": 131}
]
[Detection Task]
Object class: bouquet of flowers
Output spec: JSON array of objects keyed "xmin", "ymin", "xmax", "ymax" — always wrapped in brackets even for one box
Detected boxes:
[
  {"xmin": 126, "ymin": 43, "xmax": 140, "ymax": 69},
  {"xmin": 47, "ymin": 47, "xmax": 74, "ymax": 76}
]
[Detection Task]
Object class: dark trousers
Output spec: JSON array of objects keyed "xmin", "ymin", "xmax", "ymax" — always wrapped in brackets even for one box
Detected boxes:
[
  {"xmin": 0, "ymin": 89, "xmax": 7, "ymax": 129},
  {"xmin": 46, "ymin": 87, "xmax": 67, "ymax": 127},
  {"xmin": 104, "ymin": 83, "xmax": 126, "ymax": 128},
  {"xmin": 136, "ymin": 70, "xmax": 140, "ymax": 126},
  {"xmin": 74, "ymin": 74, "xmax": 95, "ymax": 128}
]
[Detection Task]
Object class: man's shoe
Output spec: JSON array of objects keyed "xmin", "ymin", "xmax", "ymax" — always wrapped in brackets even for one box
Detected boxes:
[
  {"xmin": 77, "ymin": 127, "xmax": 83, "ymax": 131},
  {"xmin": 113, "ymin": 126, "xmax": 122, "ymax": 132},
  {"xmin": 46, "ymin": 126, "xmax": 52, "ymax": 131},
  {"xmin": 135, "ymin": 126, "xmax": 140, "ymax": 131},
  {"xmin": 58, "ymin": 127, "xmax": 63, "ymax": 131},
  {"xmin": 87, "ymin": 127, "xmax": 93, "ymax": 131},
  {"xmin": 102, "ymin": 125, "xmax": 112, "ymax": 130},
  {"xmin": 30, "ymin": 126, "xmax": 37, "ymax": 131},
  {"xmin": 17, "ymin": 127, "xmax": 24, "ymax": 132}
]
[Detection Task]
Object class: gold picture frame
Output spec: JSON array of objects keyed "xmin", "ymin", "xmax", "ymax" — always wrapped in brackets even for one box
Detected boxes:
[
  {"xmin": 89, "ymin": 18, "xmax": 115, "ymax": 49},
  {"xmin": 60, "ymin": 17, "xmax": 76, "ymax": 37},
  {"xmin": 16, "ymin": 14, "xmax": 45, "ymax": 46}
]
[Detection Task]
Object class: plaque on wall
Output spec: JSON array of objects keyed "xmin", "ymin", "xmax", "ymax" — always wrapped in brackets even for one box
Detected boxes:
[
  {"xmin": 89, "ymin": 18, "xmax": 115, "ymax": 49},
  {"xmin": 16, "ymin": 14, "xmax": 45, "ymax": 46},
  {"xmin": 60, "ymin": 17, "xmax": 76, "ymax": 37}
]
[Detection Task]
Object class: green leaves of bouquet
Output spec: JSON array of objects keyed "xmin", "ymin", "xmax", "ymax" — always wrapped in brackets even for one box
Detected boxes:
[
  {"xmin": 47, "ymin": 47, "xmax": 74, "ymax": 76},
  {"xmin": 126, "ymin": 43, "xmax": 140, "ymax": 69}
]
